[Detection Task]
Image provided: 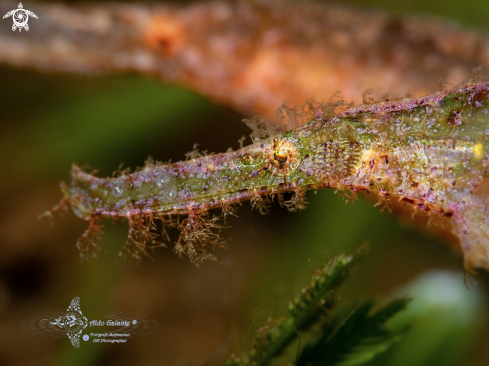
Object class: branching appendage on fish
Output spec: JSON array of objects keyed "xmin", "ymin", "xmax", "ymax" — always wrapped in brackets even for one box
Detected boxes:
[{"xmin": 47, "ymin": 77, "xmax": 489, "ymax": 272}]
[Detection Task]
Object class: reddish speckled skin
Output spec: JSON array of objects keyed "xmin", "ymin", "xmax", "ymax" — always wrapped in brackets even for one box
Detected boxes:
[{"xmin": 59, "ymin": 82, "xmax": 489, "ymax": 269}]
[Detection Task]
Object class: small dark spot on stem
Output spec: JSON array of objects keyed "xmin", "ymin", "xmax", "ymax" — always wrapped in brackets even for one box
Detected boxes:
[
  {"xmin": 402, "ymin": 197, "xmax": 415, "ymax": 205},
  {"xmin": 447, "ymin": 109, "xmax": 463, "ymax": 126}
]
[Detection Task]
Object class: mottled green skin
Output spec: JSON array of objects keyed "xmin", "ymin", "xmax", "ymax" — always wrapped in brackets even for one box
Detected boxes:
[
  {"xmin": 64, "ymin": 136, "xmax": 357, "ymax": 219},
  {"xmin": 62, "ymin": 82, "xmax": 489, "ymax": 269},
  {"xmin": 64, "ymin": 121, "xmax": 360, "ymax": 219}
]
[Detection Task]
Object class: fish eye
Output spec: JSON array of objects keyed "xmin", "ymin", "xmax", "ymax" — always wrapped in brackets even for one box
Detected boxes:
[
  {"xmin": 274, "ymin": 152, "xmax": 288, "ymax": 164},
  {"xmin": 270, "ymin": 140, "xmax": 297, "ymax": 169}
]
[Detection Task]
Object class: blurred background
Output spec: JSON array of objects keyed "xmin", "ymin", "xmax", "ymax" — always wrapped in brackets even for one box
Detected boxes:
[{"xmin": 1, "ymin": 0, "xmax": 489, "ymax": 365}]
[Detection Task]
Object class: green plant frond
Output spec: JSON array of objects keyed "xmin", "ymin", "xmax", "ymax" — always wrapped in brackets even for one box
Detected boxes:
[
  {"xmin": 297, "ymin": 298, "xmax": 411, "ymax": 366},
  {"xmin": 226, "ymin": 247, "xmax": 410, "ymax": 366}
]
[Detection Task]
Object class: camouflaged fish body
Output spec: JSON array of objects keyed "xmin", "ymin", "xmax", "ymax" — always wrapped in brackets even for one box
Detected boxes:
[{"xmin": 56, "ymin": 82, "xmax": 489, "ymax": 270}]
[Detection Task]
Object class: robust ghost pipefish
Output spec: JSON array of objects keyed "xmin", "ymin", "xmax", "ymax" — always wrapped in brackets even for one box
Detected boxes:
[{"xmin": 47, "ymin": 79, "xmax": 489, "ymax": 273}]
